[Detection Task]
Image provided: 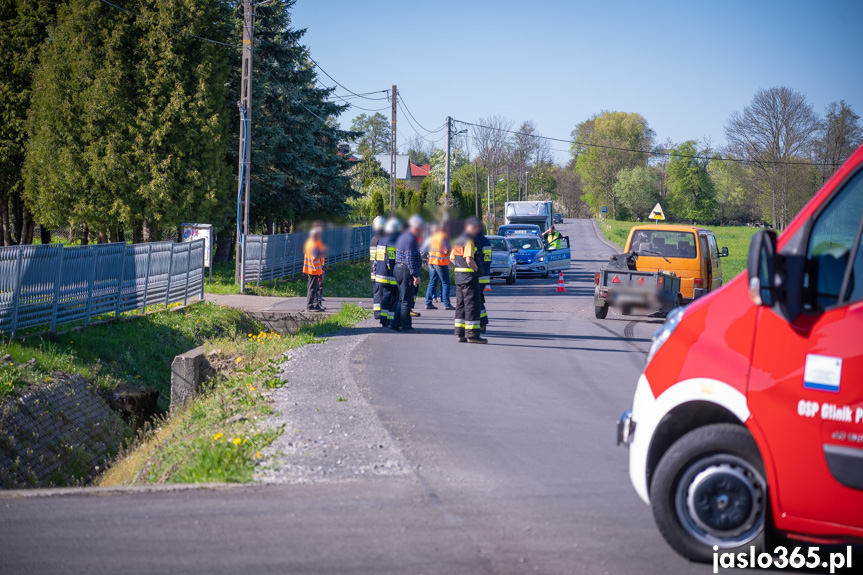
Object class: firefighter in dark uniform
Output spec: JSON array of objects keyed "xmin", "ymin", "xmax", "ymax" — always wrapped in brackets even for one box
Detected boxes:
[
  {"xmin": 377, "ymin": 218, "xmax": 401, "ymax": 329},
  {"xmin": 369, "ymin": 216, "xmax": 386, "ymax": 320},
  {"xmin": 451, "ymin": 217, "xmax": 487, "ymax": 344},
  {"xmin": 475, "ymin": 225, "xmax": 492, "ymax": 333}
]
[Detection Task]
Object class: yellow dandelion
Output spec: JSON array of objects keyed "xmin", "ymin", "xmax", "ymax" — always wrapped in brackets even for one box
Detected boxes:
[
  {"xmin": 232, "ymin": 437, "xmax": 242, "ymax": 446},
  {"xmin": 256, "ymin": 451, "xmax": 262, "ymax": 458},
  {"xmin": 236, "ymin": 357, "xmax": 242, "ymax": 363},
  {"xmin": 249, "ymin": 386, "xmax": 255, "ymax": 392},
  {"xmin": 213, "ymin": 432, "xmax": 223, "ymax": 440}
]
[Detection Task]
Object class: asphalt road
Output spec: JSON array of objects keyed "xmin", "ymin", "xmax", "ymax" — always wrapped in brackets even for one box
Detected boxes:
[{"xmin": 0, "ymin": 219, "xmax": 729, "ymax": 575}]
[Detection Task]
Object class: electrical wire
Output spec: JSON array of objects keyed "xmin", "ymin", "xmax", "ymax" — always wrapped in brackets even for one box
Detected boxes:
[
  {"xmin": 98, "ymin": 0, "xmax": 237, "ymax": 48},
  {"xmin": 453, "ymin": 118, "xmax": 844, "ymax": 167},
  {"xmin": 397, "ymin": 100, "xmax": 446, "ymax": 144},
  {"xmin": 398, "ymin": 92, "xmax": 444, "ymax": 134}
]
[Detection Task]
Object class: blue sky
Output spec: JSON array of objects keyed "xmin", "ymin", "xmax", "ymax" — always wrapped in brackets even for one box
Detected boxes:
[{"xmin": 292, "ymin": 0, "xmax": 863, "ymax": 164}]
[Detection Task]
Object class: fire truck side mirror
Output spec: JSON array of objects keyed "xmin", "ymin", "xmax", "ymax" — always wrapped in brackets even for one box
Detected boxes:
[{"xmin": 747, "ymin": 230, "xmax": 777, "ymax": 307}]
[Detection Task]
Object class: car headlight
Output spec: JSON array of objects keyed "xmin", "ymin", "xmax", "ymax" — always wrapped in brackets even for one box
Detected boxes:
[
  {"xmin": 537, "ymin": 255, "xmax": 545, "ymax": 262},
  {"xmin": 645, "ymin": 307, "xmax": 685, "ymax": 365}
]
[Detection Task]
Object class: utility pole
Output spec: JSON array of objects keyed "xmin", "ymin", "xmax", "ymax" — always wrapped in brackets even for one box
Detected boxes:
[
  {"xmin": 525, "ymin": 171, "xmax": 529, "ymax": 201},
  {"xmin": 390, "ymin": 85, "xmax": 397, "ymax": 215},
  {"xmin": 506, "ymin": 166, "xmax": 510, "ymax": 203},
  {"xmin": 235, "ymin": 0, "xmax": 255, "ymax": 290},
  {"xmin": 486, "ymin": 175, "xmax": 491, "ymax": 230},
  {"xmin": 444, "ymin": 116, "xmax": 451, "ymax": 200},
  {"xmin": 474, "ymin": 161, "xmax": 479, "ymax": 217}
]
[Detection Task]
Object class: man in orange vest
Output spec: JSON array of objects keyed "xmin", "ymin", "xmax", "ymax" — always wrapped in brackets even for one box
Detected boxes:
[
  {"xmin": 424, "ymin": 223, "xmax": 454, "ymax": 310},
  {"xmin": 303, "ymin": 221, "xmax": 326, "ymax": 312}
]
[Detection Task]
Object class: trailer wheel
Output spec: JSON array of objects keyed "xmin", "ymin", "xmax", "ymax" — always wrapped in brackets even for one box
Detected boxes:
[
  {"xmin": 594, "ymin": 305, "xmax": 608, "ymax": 319},
  {"xmin": 650, "ymin": 424, "xmax": 767, "ymax": 563}
]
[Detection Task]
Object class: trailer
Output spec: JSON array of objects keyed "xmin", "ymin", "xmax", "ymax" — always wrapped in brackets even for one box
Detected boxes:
[
  {"xmin": 593, "ymin": 251, "xmax": 682, "ymax": 319},
  {"xmin": 503, "ymin": 201, "xmax": 553, "ymax": 233}
]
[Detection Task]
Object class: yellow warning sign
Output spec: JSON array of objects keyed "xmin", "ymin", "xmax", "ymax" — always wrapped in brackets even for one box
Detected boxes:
[{"xmin": 648, "ymin": 203, "xmax": 665, "ymax": 221}]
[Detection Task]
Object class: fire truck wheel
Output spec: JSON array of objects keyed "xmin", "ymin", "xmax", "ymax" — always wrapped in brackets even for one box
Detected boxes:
[
  {"xmin": 594, "ymin": 305, "xmax": 609, "ymax": 319},
  {"xmin": 650, "ymin": 423, "xmax": 767, "ymax": 563}
]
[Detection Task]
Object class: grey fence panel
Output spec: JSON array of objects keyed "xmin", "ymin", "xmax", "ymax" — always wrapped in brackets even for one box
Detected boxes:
[
  {"xmin": 242, "ymin": 226, "xmax": 371, "ymax": 286},
  {"xmin": 0, "ymin": 239, "xmax": 206, "ymax": 337}
]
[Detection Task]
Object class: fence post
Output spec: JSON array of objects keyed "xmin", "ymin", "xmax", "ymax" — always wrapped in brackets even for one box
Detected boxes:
[
  {"xmin": 183, "ymin": 243, "xmax": 191, "ymax": 306},
  {"xmin": 50, "ymin": 246, "xmax": 64, "ymax": 330},
  {"xmin": 9, "ymin": 246, "xmax": 24, "ymax": 339},
  {"xmin": 83, "ymin": 247, "xmax": 97, "ymax": 326},
  {"xmin": 165, "ymin": 243, "xmax": 175, "ymax": 308},
  {"xmin": 115, "ymin": 244, "xmax": 128, "ymax": 317},
  {"xmin": 141, "ymin": 244, "xmax": 153, "ymax": 313},
  {"xmin": 200, "ymin": 239, "xmax": 205, "ymax": 301}
]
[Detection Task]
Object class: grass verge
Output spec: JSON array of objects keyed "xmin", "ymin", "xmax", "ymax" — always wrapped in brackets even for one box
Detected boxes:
[
  {"xmin": 595, "ymin": 219, "xmax": 759, "ymax": 280},
  {"xmin": 99, "ymin": 303, "xmax": 371, "ymax": 485},
  {"xmin": 0, "ymin": 303, "xmax": 259, "ymax": 408}
]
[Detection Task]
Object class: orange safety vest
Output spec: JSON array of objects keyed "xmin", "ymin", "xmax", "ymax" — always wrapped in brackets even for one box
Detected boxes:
[
  {"xmin": 303, "ymin": 237, "xmax": 324, "ymax": 275},
  {"xmin": 428, "ymin": 232, "xmax": 450, "ymax": 266}
]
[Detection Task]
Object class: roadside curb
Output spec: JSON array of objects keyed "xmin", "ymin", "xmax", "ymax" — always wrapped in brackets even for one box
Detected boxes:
[
  {"xmin": 592, "ymin": 219, "xmax": 623, "ymax": 254},
  {"xmin": 0, "ymin": 482, "xmax": 250, "ymax": 499}
]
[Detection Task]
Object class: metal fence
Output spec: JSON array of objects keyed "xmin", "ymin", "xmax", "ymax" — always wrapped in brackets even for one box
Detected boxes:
[
  {"xmin": 0, "ymin": 240, "xmax": 205, "ymax": 337},
  {"xmin": 243, "ymin": 226, "xmax": 372, "ymax": 286}
]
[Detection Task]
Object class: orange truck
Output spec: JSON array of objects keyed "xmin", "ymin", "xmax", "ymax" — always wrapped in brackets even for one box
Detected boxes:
[{"xmin": 623, "ymin": 224, "xmax": 728, "ymax": 301}]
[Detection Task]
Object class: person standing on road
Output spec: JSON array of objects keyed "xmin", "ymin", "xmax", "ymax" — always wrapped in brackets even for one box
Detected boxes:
[
  {"xmin": 542, "ymin": 225, "xmax": 562, "ymax": 250},
  {"xmin": 475, "ymin": 224, "xmax": 492, "ymax": 332},
  {"xmin": 394, "ymin": 215, "xmax": 423, "ymax": 333},
  {"xmin": 378, "ymin": 218, "xmax": 401, "ymax": 329},
  {"xmin": 369, "ymin": 216, "xmax": 387, "ymax": 320},
  {"xmin": 425, "ymin": 223, "xmax": 454, "ymax": 310},
  {"xmin": 452, "ymin": 217, "xmax": 487, "ymax": 344},
  {"xmin": 303, "ymin": 221, "xmax": 326, "ymax": 312}
]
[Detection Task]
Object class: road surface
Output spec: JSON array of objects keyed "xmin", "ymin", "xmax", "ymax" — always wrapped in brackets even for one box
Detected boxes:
[{"xmin": 0, "ymin": 219, "xmax": 732, "ymax": 575}]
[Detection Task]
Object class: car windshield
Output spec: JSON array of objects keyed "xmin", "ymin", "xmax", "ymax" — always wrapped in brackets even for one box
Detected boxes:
[
  {"xmin": 489, "ymin": 238, "xmax": 509, "ymax": 252},
  {"xmin": 515, "ymin": 238, "xmax": 542, "ymax": 251},
  {"xmin": 629, "ymin": 229, "xmax": 697, "ymax": 259}
]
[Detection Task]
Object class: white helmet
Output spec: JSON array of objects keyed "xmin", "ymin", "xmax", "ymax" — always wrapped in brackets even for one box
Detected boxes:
[
  {"xmin": 408, "ymin": 214, "xmax": 424, "ymax": 228},
  {"xmin": 384, "ymin": 218, "xmax": 402, "ymax": 234},
  {"xmin": 372, "ymin": 215, "xmax": 386, "ymax": 231}
]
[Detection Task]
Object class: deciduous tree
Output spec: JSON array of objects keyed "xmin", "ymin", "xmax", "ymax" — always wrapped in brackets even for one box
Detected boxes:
[
  {"xmin": 613, "ymin": 165, "xmax": 659, "ymax": 221},
  {"xmin": 666, "ymin": 141, "xmax": 718, "ymax": 223},
  {"xmin": 350, "ymin": 112, "xmax": 390, "ymax": 156}
]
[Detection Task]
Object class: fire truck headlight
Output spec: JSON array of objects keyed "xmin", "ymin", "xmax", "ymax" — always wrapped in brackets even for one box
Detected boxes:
[{"xmin": 646, "ymin": 306, "xmax": 685, "ymax": 365}]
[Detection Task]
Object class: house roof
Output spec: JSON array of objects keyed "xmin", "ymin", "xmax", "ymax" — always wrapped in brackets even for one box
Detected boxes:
[
  {"xmin": 373, "ymin": 154, "xmax": 412, "ymax": 180},
  {"xmin": 410, "ymin": 163, "xmax": 431, "ymax": 177}
]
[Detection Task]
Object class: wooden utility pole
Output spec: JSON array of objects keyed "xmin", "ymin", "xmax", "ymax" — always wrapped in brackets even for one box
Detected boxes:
[
  {"xmin": 474, "ymin": 161, "xmax": 479, "ymax": 217},
  {"xmin": 444, "ymin": 116, "xmax": 451, "ymax": 200},
  {"xmin": 235, "ymin": 0, "xmax": 255, "ymax": 290},
  {"xmin": 390, "ymin": 85, "xmax": 397, "ymax": 215}
]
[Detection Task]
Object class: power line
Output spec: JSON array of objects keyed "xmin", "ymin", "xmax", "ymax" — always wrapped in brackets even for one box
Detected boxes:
[
  {"xmin": 453, "ymin": 118, "xmax": 844, "ymax": 167},
  {"xmin": 97, "ymin": 0, "xmax": 237, "ymax": 48},
  {"xmin": 397, "ymin": 101, "xmax": 446, "ymax": 144},
  {"xmin": 398, "ymin": 92, "xmax": 445, "ymax": 134}
]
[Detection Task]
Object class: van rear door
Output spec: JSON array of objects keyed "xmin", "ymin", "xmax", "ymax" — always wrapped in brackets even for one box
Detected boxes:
[{"xmin": 748, "ymin": 169, "xmax": 863, "ymax": 530}]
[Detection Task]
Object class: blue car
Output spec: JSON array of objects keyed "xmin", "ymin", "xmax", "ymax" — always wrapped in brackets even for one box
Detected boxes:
[{"xmin": 510, "ymin": 234, "xmax": 572, "ymax": 278}]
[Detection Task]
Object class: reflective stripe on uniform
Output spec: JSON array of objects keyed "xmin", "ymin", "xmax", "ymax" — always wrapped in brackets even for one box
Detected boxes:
[
  {"xmin": 454, "ymin": 320, "xmax": 465, "ymax": 328},
  {"xmin": 373, "ymin": 304, "xmax": 381, "ymax": 311},
  {"xmin": 454, "ymin": 267, "xmax": 474, "ymax": 273},
  {"xmin": 479, "ymin": 276, "xmax": 490, "ymax": 284},
  {"xmin": 464, "ymin": 322, "xmax": 482, "ymax": 329},
  {"xmin": 480, "ymin": 310, "xmax": 487, "ymax": 318}
]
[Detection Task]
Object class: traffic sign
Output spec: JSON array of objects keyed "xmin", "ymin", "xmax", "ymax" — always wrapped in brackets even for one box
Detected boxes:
[
  {"xmin": 648, "ymin": 203, "xmax": 665, "ymax": 221},
  {"xmin": 601, "ymin": 206, "xmax": 607, "ymax": 214}
]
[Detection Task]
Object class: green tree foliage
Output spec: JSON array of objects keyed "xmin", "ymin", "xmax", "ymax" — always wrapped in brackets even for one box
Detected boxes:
[
  {"xmin": 666, "ymin": 141, "xmax": 718, "ymax": 223},
  {"xmin": 417, "ymin": 176, "xmax": 432, "ymax": 206},
  {"xmin": 0, "ymin": 0, "xmax": 59, "ymax": 245},
  {"xmin": 350, "ymin": 112, "xmax": 390, "ymax": 156},
  {"xmin": 25, "ymin": 0, "xmax": 139, "ymax": 239},
  {"xmin": 709, "ymin": 156, "xmax": 759, "ymax": 224},
  {"xmin": 571, "ymin": 111, "xmax": 654, "ymax": 219},
  {"xmin": 613, "ymin": 166, "xmax": 658, "ymax": 221},
  {"xmin": 352, "ymin": 152, "xmax": 388, "ymax": 189},
  {"xmin": 370, "ymin": 190, "xmax": 385, "ymax": 217}
]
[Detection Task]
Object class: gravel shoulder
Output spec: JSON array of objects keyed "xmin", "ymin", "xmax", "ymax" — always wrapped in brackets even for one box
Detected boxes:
[{"xmin": 255, "ymin": 317, "xmax": 411, "ymax": 484}]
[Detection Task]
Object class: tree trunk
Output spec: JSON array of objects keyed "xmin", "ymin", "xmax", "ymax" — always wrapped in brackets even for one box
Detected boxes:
[
  {"xmin": 81, "ymin": 223, "xmax": 89, "ymax": 245},
  {"xmin": 0, "ymin": 190, "xmax": 13, "ymax": 245},
  {"xmin": 24, "ymin": 217, "xmax": 35, "ymax": 245},
  {"xmin": 132, "ymin": 223, "xmax": 143, "ymax": 244},
  {"xmin": 142, "ymin": 219, "xmax": 156, "ymax": 242},
  {"xmin": 109, "ymin": 228, "xmax": 119, "ymax": 243},
  {"xmin": 118, "ymin": 229, "xmax": 125, "ymax": 243},
  {"xmin": 40, "ymin": 225, "xmax": 51, "ymax": 245},
  {"xmin": 98, "ymin": 231, "xmax": 107, "ymax": 244}
]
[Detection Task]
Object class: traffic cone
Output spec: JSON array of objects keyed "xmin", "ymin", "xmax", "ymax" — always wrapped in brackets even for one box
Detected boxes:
[
  {"xmin": 484, "ymin": 283, "xmax": 492, "ymax": 292},
  {"xmin": 556, "ymin": 271, "xmax": 565, "ymax": 293}
]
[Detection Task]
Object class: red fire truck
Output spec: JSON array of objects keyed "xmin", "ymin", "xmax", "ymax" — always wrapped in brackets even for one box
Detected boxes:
[{"xmin": 618, "ymin": 144, "xmax": 863, "ymax": 561}]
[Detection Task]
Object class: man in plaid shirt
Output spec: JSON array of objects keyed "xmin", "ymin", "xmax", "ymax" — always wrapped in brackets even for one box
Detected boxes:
[{"xmin": 393, "ymin": 215, "xmax": 424, "ymax": 332}]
